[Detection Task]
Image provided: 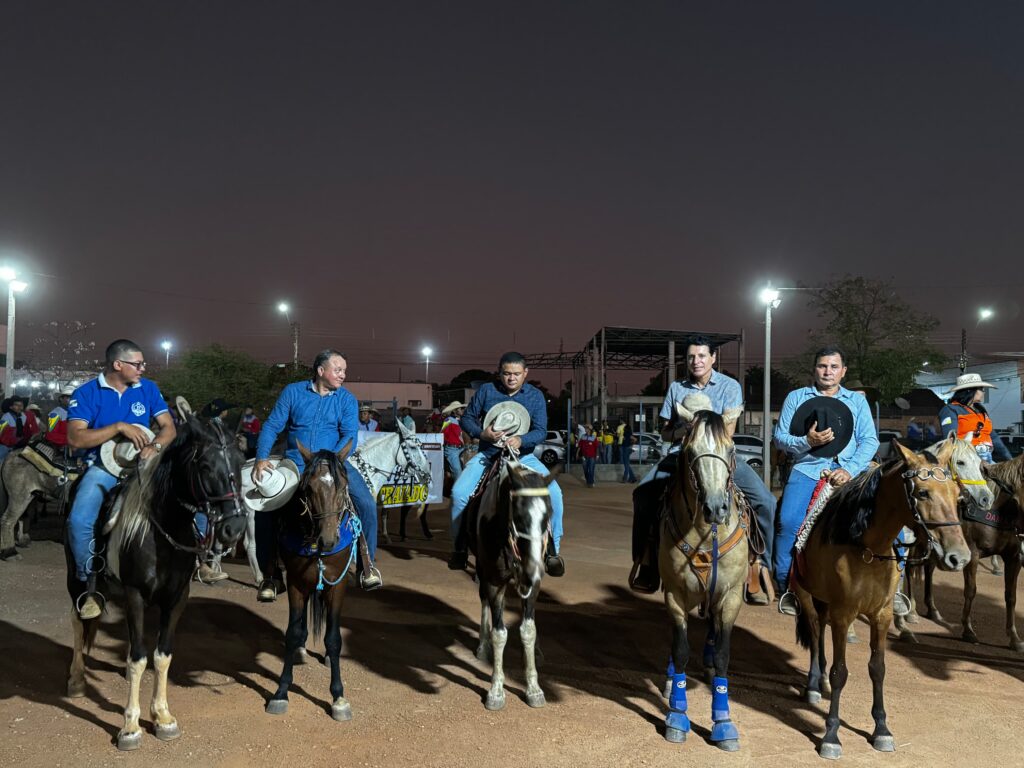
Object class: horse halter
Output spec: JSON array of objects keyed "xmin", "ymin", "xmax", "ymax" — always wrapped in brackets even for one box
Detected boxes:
[
  {"xmin": 506, "ymin": 483, "xmax": 551, "ymax": 570},
  {"xmin": 184, "ymin": 425, "xmax": 245, "ymax": 540},
  {"xmin": 681, "ymin": 443, "xmax": 736, "ymax": 520},
  {"xmin": 299, "ymin": 459, "xmax": 353, "ymax": 523},
  {"xmin": 899, "ymin": 466, "xmax": 960, "ymax": 557}
]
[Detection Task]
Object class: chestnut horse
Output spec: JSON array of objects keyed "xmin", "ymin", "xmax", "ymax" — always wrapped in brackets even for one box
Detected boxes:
[{"xmin": 794, "ymin": 438, "xmax": 969, "ymax": 759}]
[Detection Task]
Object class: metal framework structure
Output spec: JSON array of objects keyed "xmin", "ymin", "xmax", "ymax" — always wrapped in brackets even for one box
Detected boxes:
[{"xmin": 525, "ymin": 326, "xmax": 744, "ymax": 425}]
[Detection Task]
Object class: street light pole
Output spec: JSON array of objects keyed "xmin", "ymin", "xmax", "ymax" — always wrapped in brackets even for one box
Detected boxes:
[
  {"xmin": 759, "ymin": 286, "xmax": 781, "ymax": 487},
  {"xmin": 1, "ymin": 268, "xmax": 28, "ymax": 397},
  {"xmin": 278, "ymin": 302, "xmax": 299, "ymax": 369},
  {"xmin": 161, "ymin": 340, "xmax": 173, "ymax": 367},
  {"xmin": 960, "ymin": 308, "xmax": 995, "ymax": 373},
  {"xmin": 421, "ymin": 346, "xmax": 433, "ymax": 383}
]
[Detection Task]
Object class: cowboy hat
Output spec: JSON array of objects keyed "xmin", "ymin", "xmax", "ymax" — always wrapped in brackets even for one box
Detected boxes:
[
  {"xmin": 240, "ymin": 457, "xmax": 301, "ymax": 512},
  {"xmin": 59, "ymin": 384, "xmax": 75, "ymax": 397},
  {"xmin": 945, "ymin": 373, "xmax": 997, "ymax": 395},
  {"xmin": 442, "ymin": 401, "xmax": 469, "ymax": 415},
  {"xmin": 359, "ymin": 404, "xmax": 372, "ymax": 413},
  {"xmin": 482, "ymin": 401, "xmax": 531, "ymax": 438},
  {"xmin": 204, "ymin": 398, "xmax": 236, "ymax": 416},
  {"xmin": 99, "ymin": 425, "xmax": 157, "ymax": 477},
  {"xmin": 789, "ymin": 396, "xmax": 854, "ymax": 459},
  {"xmin": 175, "ymin": 396, "xmax": 194, "ymax": 417}
]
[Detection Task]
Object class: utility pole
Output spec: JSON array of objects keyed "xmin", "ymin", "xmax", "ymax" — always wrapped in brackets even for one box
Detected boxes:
[
  {"xmin": 291, "ymin": 321, "xmax": 300, "ymax": 370},
  {"xmin": 958, "ymin": 327, "xmax": 968, "ymax": 373}
]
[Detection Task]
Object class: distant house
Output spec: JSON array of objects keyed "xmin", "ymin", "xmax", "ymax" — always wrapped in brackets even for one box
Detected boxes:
[{"xmin": 916, "ymin": 361, "xmax": 1024, "ymax": 433}]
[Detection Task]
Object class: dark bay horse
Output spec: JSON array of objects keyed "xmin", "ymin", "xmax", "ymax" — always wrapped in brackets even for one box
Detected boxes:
[
  {"xmin": 794, "ymin": 438, "xmax": 969, "ymax": 759},
  {"xmin": 468, "ymin": 454, "xmax": 557, "ymax": 711},
  {"xmin": 65, "ymin": 417, "xmax": 246, "ymax": 751},
  {"xmin": 659, "ymin": 401, "xmax": 748, "ymax": 751},
  {"xmin": 266, "ymin": 441, "xmax": 358, "ymax": 721},
  {"xmin": 914, "ymin": 451, "xmax": 1024, "ymax": 650}
]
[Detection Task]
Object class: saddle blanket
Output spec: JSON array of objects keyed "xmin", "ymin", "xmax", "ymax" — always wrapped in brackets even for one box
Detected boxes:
[
  {"xmin": 963, "ymin": 499, "xmax": 1021, "ymax": 532},
  {"xmin": 280, "ymin": 513, "xmax": 357, "ymax": 557},
  {"xmin": 19, "ymin": 442, "xmax": 82, "ymax": 480}
]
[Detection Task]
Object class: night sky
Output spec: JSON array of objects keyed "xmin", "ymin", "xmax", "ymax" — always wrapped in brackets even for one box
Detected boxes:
[{"xmin": 2, "ymin": 2, "xmax": 1022, "ymax": 388}]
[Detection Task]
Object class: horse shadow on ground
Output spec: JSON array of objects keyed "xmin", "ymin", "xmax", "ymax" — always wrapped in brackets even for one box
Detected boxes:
[
  {"xmin": 337, "ymin": 580, "xmax": 828, "ymax": 748},
  {"xmin": 887, "ymin": 579, "xmax": 1024, "ymax": 684}
]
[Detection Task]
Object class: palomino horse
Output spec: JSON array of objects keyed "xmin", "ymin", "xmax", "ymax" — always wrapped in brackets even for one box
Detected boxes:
[
  {"xmin": 659, "ymin": 401, "xmax": 749, "ymax": 751},
  {"xmin": 466, "ymin": 452, "xmax": 557, "ymax": 711},
  {"xmin": 794, "ymin": 438, "xmax": 969, "ymax": 760},
  {"xmin": 266, "ymin": 441, "xmax": 359, "ymax": 721},
  {"xmin": 0, "ymin": 441, "xmax": 82, "ymax": 559},
  {"xmin": 913, "ymin": 451, "xmax": 1024, "ymax": 650},
  {"xmin": 65, "ymin": 417, "xmax": 246, "ymax": 751},
  {"xmin": 895, "ymin": 436, "xmax": 995, "ymax": 642}
]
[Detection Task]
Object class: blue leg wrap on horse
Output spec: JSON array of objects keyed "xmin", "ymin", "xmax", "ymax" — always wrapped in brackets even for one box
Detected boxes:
[
  {"xmin": 710, "ymin": 676, "xmax": 738, "ymax": 741},
  {"xmin": 668, "ymin": 672, "xmax": 688, "ymax": 714}
]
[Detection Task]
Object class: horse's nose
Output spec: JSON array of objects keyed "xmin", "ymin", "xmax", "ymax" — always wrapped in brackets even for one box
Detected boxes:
[
  {"xmin": 944, "ymin": 549, "xmax": 970, "ymax": 572},
  {"xmin": 219, "ymin": 517, "xmax": 246, "ymax": 544},
  {"xmin": 980, "ymin": 492, "xmax": 993, "ymax": 509}
]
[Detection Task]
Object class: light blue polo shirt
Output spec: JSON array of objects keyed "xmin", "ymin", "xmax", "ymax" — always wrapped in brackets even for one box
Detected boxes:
[{"xmin": 67, "ymin": 374, "xmax": 169, "ymax": 461}]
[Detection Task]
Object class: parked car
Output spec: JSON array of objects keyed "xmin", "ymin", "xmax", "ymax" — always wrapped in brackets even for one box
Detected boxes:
[
  {"xmin": 630, "ymin": 433, "xmax": 664, "ymax": 463},
  {"xmin": 732, "ymin": 433, "xmax": 765, "ymax": 472},
  {"xmin": 534, "ymin": 431, "xmax": 567, "ymax": 466}
]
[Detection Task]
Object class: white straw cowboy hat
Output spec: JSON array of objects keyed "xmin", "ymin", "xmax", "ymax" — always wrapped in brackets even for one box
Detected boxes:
[
  {"xmin": 442, "ymin": 401, "xmax": 469, "ymax": 415},
  {"xmin": 482, "ymin": 401, "xmax": 531, "ymax": 438},
  {"xmin": 946, "ymin": 373, "xmax": 997, "ymax": 395},
  {"xmin": 59, "ymin": 384, "xmax": 75, "ymax": 397},
  {"xmin": 240, "ymin": 458, "xmax": 301, "ymax": 512},
  {"xmin": 99, "ymin": 426, "xmax": 156, "ymax": 477}
]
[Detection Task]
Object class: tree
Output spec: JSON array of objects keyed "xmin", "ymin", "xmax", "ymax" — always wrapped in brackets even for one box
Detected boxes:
[
  {"xmin": 797, "ymin": 276, "xmax": 946, "ymax": 403},
  {"xmin": 23, "ymin": 320, "xmax": 101, "ymax": 380},
  {"xmin": 744, "ymin": 365, "xmax": 799, "ymax": 409},
  {"xmin": 153, "ymin": 344, "xmax": 283, "ymax": 415}
]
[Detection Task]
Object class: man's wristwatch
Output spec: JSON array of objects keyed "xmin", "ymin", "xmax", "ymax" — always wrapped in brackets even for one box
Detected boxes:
[{"xmin": 151, "ymin": 442, "xmax": 163, "ymax": 453}]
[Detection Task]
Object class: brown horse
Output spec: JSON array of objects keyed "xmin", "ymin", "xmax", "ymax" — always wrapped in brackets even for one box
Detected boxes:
[
  {"xmin": 659, "ymin": 399, "xmax": 749, "ymax": 751},
  {"xmin": 794, "ymin": 438, "xmax": 969, "ymax": 760},
  {"xmin": 913, "ymin": 452, "xmax": 1024, "ymax": 650},
  {"xmin": 265, "ymin": 440, "xmax": 358, "ymax": 721}
]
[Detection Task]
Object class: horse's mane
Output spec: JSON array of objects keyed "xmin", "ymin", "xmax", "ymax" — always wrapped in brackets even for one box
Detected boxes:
[
  {"xmin": 820, "ymin": 461, "xmax": 892, "ymax": 546},
  {"xmin": 988, "ymin": 453, "xmax": 1024, "ymax": 493}
]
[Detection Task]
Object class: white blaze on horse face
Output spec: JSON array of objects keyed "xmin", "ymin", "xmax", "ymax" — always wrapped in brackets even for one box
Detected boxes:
[
  {"xmin": 526, "ymin": 497, "xmax": 546, "ymax": 586},
  {"xmin": 319, "ymin": 472, "xmax": 334, "ymax": 487}
]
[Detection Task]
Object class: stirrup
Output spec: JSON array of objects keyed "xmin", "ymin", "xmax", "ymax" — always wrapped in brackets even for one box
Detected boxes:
[
  {"xmin": 75, "ymin": 589, "xmax": 106, "ymax": 619},
  {"xmin": 892, "ymin": 591, "xmax": 912, "ymax": 617},
  {"xmin": 359, "ymin": 565, "xmax": 383, "ymax": 591},
  {"xmin": 778, "ymin": 590, "xmax": 800, "ymax": 616}
]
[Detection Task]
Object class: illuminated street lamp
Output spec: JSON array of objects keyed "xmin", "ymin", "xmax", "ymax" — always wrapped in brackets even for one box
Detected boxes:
[
  {"xmin": 422, "ymin": 345, "xmax": 433, "ymax": 383},
  {"xmin": 277, "ymin": 302, "xmax": 299, "ymax": 369},
  {"xmin": 161, "ymin": 340, "xmax": 173, "ymax": 366},
  {"xmin": 1, "ymin": 267, "xmax": 29, "ymax": 397},
  {"xmin": 759, "ymin": 286, "xmax": 782, "ymax": 486},
  {"xmin": 959, "ymin": 307, "xmax": 996, "ymax": 372}
]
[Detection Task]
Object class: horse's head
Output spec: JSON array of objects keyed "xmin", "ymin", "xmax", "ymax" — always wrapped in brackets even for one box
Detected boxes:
[
  {"xmin": 895, "ymin": 438, "xmax": 970, "ymax": 571},
  {"xmin": 982, "ymin": 452, "xmax": 1024, "ymax": 508},
  {"xmin": 297, "ymin": 440, "xmax": 354, "ymax": 553},
  {"xmin": 506, "ymin": 462, "xmax": 557, "ymax": 598},
  {"xmin": 935, "ymin": 433, "xmax": 995, "ymax": 510},
  {"xmin": 395, "ymin": 421, "xmax": 432, "ymax": 484},
  {"xmin": 184, "ymin": 416, "xmax": 247, "ymax": 548},
  {"xmin": 677, "ymin": 402, "xmax": 738, "ymax": 526}
]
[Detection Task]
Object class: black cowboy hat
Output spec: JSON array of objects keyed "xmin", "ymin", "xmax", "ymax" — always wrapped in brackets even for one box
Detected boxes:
[
  {"xmin": 789, "ymin": 396, "xmax": 854, "ymax": 459},
  {"xmin": 203, "ymin": 398, "xmax": 237, "ymax": 416}
]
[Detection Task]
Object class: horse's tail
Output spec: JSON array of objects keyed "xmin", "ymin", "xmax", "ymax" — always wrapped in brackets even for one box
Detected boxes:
[
  {"xmin": 310, "ymin": 589, "xmax": 326, "ymax": 642},
  {"xmin": 795, "ymin": 605, "xmax": 813, "ymax": 650}
]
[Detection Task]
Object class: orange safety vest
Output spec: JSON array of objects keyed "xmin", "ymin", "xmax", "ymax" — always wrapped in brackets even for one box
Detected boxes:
[{"xmin": 953, "ymin": 404, "xmax": 994, "ymax": 447}]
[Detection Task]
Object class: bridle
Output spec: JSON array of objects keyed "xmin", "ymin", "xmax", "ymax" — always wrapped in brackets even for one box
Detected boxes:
[
  {"xmin": 298, "ymin": 458, "xmax": 355, "ymax": 547},
  {"xmin": 351, "ymin": 433, "xmax": 432, "ymax": 488}
]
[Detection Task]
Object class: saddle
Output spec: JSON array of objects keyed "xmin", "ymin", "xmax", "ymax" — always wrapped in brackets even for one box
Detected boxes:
[
  {"xmin": 19, "ymin": 441, "xmax": 83, "ymax": 481},
  {"xmin": 460, "ymin": 454, "xmax": 505, "ymax": 553}
]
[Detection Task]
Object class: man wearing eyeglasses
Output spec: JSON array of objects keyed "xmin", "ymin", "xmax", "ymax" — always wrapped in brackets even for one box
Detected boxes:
[{"xmin": 66, "ymin": 339, "xmax": 176, "ymax": 619}]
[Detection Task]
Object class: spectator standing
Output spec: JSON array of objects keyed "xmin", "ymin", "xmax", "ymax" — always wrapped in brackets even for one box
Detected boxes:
[{"xmin": 577, "ymin": 425, "xmax": 599, "ymax": 487}]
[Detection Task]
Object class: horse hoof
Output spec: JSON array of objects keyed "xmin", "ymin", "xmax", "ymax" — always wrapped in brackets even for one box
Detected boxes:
[
  {"xmin": 716, "ymin": 739, "xmax": 740, "ymax": 752},
  {"xmin": 15, "ymin": 536, "xmax": 31, "ymax": 548},
  {"xmin": 905, "ymin": 611, "xmax": 920, "ymax": 625},
  {"xmin": 331, "ymin": 699, "xmax": 352, "ymax": 721},
  {"xmin": 899, "ymin": 630, "xmax": 919, "ymax": 644},
  {"xmin": 153, "ymin": 722, "xmax": 181, "ymax": 741},
  {"xmin": 475, "ymin": 645, "xmax": 492, "ymax": 663},
  {"xmin": 293, "ymin": 647, "xmax": 308, "ymax": 664},
  {"xmin": 962, "ymin": 631, "xmax": 980, "ymax": 645},
  {"xmin": 805, "ymin": 690, "xmax": 822, "ymax": 705},
  {"xmin": 1010, "ymin": 640, "xmax": 1024, "ymax": 653},
  {"xmin": 526, "ymin": 691, "xmax": 546, "ymax": 708},
  {"xmin": 484, "ymin": 692, "xmax": 506, "ymax": 711},
  {"xmin": 930, "ymin": 611, "xmax": 945, "ymax": 624},
  {"xmin": 664, "ymin": 727, "xmax": 687, "ymax": 743},
  {"xmin": 0, "ymin": 548, "xmax": 22, "ymax": 561},
  {"xmin": 873, "ymin": 735, "xmax": 895, "ymax": 752},
  {"xmin": 117, "ymin": 731, "xmax": 143, "ymax": 751},
  {"xmin": 819, "ymin": 742, "xmax": 842, "ymax": 760},
  {"xmin": 67, "ymin": 680, "xmax": 86, "ymax": 699},
  {"xmin": 265, "ymin": 699, "xmax": 289, "ymax": 715}
]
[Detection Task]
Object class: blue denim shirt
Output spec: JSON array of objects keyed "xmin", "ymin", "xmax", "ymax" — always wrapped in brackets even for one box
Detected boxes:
[
  {"xmin": 461, "ymin": 381, "xmax": 547, "ymax": 458},
  {"xmin": 256, "ymin": 381, "xmax": 359, "ymax": 472},
  {"xmin": 774, "ymin": 386, "xmax": 879, "ymax": 481}
]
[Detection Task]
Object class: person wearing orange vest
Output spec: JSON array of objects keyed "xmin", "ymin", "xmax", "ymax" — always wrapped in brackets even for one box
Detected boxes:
[{"xmin": 938, "ymin": 373, "xmax": 1011, "ymax": 464}]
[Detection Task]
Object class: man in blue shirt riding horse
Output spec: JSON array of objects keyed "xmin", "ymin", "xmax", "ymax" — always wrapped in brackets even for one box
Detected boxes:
[
  {"xmin": 253, "ymin": 349, "xmax": 382, "ymax": 600},
  {"xmin": 448, "ymin": 351, "xmax": 565, "ymax": 576}
]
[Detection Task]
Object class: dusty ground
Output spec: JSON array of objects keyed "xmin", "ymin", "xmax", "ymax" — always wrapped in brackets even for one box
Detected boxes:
[{"xmin": 2, "ymin": 478, "xmax": 1023, "ymax": 768}]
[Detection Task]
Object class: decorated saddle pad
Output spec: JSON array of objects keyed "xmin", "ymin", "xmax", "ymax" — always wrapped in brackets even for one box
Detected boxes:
[
  {"xmin": 20, "ymin": 442, "xmax": 83, "ymax": 480},
  {"xmin": 280, "ymin": 512, "xmax": 358, "ymax": 557}
]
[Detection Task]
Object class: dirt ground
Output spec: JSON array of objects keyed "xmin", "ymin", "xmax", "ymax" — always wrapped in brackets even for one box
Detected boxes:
[{"xmin": 2, "ymin": 477, "xmax": 1023, "ymax": 768}]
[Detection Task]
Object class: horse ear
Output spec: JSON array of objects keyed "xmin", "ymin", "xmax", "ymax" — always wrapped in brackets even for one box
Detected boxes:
[
  {"xmin": 337, "ymin": 439, "xmax": 354, "ymax": 463},
  {"xmin": 675, "ymin": 402, "xmax": 695, "ymax": 424},
  {"xmin": 396, "ymin": 419, "xmax": 411, "ymax": 437},
  {"xmin": 892, "ymin": 439, "xmax": 914, "ymax": 463},
  {"xmin": 722, "ymin": 406, "xmax": 742, "ymax": 426},
  {"xmin": 934, "ymin": 437, "xmax": 955, "ymax": 464},
  {"xmin": 296, "ymin": 440, "xmax": 312, "ymax": 463}
]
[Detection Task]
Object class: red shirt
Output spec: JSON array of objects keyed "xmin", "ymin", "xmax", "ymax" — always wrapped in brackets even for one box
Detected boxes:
[
  {"xmin": 578, "ymin": 434, "xmax": 599, "ymax": 459},
  {"xmin": 240, "ymin": 414, "xmax": 262, "ymax": 435},
  {"xmin": 0, "ymin": 410, "xmax": 40, "ymax": 448},
  {"xmin": 442, "ymin": 418, "xmax": 463, "ymax": 446}
]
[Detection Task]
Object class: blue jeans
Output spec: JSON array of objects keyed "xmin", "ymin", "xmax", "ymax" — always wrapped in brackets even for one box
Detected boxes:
[
  {"xmin": 451, "ymin": 452, "xmax": 564, "ymax": 553},
  {"xmin": 68, "ymin": 465, "xmax": 119, "ymax": 581},
  {"xmin": 773, "ymin": 470, "xmax": 819, "ymax": 589},
  {"xmin": 0, "ymin": 445, "xmax": 10, "ymax": 463},
  {"xmin": 345, "ymin": 460, "xmax": 378, "ymax": 563},
  {"xmin": 444, "ymin": 445, "xmax": 464, "ymax": 482},
  {"xmin": 733, "ymin": 458, "xmax": 777, "ymax": 571},
  {"xmin": 583, "ymin": 457, "xmax": 596, "ymax": 486},
  {"xmin": 621, "ymin": 447, "xmax": 636, "ymax": 482}
]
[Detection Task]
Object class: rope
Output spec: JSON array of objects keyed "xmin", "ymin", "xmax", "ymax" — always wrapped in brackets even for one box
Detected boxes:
[{"xmin": 316, "ymin": 514, "xmax": 362, "ymax": 592}]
